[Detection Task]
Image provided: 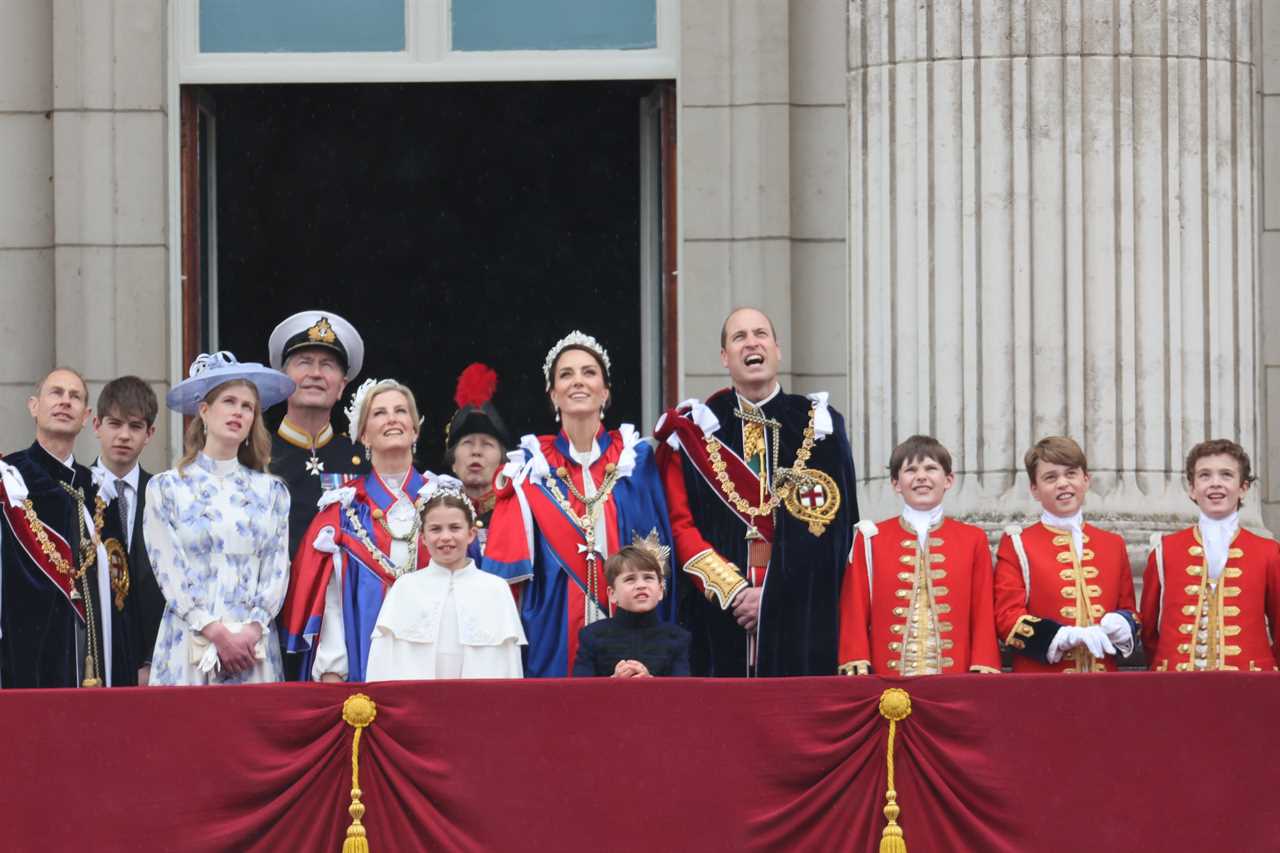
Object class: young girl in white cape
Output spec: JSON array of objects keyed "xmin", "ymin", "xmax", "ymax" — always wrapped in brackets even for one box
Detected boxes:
[{"xmin": 365, "ymin": 476, "xmax": 525, "ymax": 680}]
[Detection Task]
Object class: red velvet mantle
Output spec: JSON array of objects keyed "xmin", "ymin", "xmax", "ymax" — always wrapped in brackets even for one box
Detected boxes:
[{"xmin": 1, "ymin": 674, "xmax": 1276, "ymax": 851}]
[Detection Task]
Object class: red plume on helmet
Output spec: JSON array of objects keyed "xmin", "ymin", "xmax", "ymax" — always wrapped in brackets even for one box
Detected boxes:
[
  {"xmin": 454, "ymin": 363, "xmax": 498, "ymax": 408},
  {"xmin": 445, "ymin": 363, "xmax": 510, "ymax": 453}
]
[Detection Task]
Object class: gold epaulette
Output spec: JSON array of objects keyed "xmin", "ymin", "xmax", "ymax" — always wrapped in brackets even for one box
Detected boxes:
[
  {"xmin": 838, "ymin": 660, "xmax": 871, "ymax": 676},
  {"xmin": 684, "ymin": 549, "xmax": 748, "ymax": 609}
]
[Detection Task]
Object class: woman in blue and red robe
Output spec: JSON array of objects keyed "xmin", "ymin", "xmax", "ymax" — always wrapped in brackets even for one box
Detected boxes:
[
  {"xmin": 280, "ymin": 379, "xmax": 431, "ymax": 682},
  {"xmin": 481, "ymin": 332, "xmax": 676, "ymax": 678}
]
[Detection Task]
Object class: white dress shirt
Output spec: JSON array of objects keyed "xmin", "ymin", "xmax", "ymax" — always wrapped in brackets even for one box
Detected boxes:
[{"xmin": 95, "ymin": 459, "xmax": 141, "ymax": 549}]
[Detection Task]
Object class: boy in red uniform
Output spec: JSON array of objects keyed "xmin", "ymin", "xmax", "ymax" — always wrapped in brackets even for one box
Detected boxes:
[
  {"xmin": 1140, "ymin": 440, "xmax": 1280, "ymax": 671},
  {"xmin": 837, "ymin": 435, "xmax": 1000, "ymax": 675},
  {"xmin": 993, "ymin": 436, "xmax": 1139, "ymax": 672}
]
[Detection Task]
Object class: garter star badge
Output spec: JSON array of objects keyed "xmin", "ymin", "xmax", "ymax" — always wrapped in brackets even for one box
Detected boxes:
[
  {"xmin": 782, "ymin": 469, "xmax": 841, "ymax": 536},
  {"xmin": 105, "ymin": 538, "xmax": 129, "ymax": 610}
]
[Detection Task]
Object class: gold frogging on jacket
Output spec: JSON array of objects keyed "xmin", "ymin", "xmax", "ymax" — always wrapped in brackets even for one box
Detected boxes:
[
  {"xmin": 1047, "ymin": 527, "xmax": 1107, "ymax": 673},
  {"xmin": 895, "ymin": 531, "xmax": 947, "ymax": 676},
  {"xmin": 1177, "ymin": 537, "xmax": 1246, "ymax": 672}
]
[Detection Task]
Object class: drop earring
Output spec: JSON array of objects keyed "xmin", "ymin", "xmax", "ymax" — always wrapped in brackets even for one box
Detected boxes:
[
  {"xmin": 364, "ymin": 444, "xmax": 371, "ymax": 461},
  {"xmin": 554, "ymin": 407, "xmax": 561, "ymax": 423}
]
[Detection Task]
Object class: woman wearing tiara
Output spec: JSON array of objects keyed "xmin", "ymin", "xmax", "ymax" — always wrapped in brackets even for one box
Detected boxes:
[
  {"xmin": 482, "ymin": 331, "xmax": 677, "ymax": 677},
  {"xmin": 280, "ymin": 378, "xmax": 434, "ymax": 682},
  {"xmin": 144, "ymin": 352, "xmax": 295, "ymax": 685}
]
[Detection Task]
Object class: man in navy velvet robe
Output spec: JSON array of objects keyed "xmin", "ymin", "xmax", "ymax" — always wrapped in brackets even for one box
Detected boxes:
[{"xmin": 656, "ymin": 308, "xmax": 858, "ymax": 677}]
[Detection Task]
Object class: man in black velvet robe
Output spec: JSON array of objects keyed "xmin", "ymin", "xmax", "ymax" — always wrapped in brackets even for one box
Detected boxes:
[
  {"xmin": 655, "ymin": 308, "xmax": 858, "ymax": 676},
  {"xmin": 0, "ymin": 368, "xmax": 130, "ymax": 688}
]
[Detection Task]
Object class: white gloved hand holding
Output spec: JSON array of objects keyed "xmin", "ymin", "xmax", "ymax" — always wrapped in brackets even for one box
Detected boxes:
[
  {"xmin": 1099, "ymin": 612, "xmax": 1134, "ymax": 657},
  {"xmin": 1078, "ymin": 625, "xmax": 1117, "ymax": 659},
  {"xmin": 1046, "ymin": 625, "xmax": 1082, "ymax": 664}
]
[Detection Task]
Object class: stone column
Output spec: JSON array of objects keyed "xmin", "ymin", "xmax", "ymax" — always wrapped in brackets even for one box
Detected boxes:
[
  {"xmin": 0, "ymin": 1, "xmax": 54, "ymax": 445},
  {"xmin": 52, "ymin": 0, "xmax": 170, "ymax": 468},
  {"xmin": 680, "ymin": 0, "xmax": 853, "ymax": 415},
  {"xmin": 848, "ymin": 0, "xmax": 1259, "ymax": 553},
  {"xmin": 1258, "ymin": 1, "xmax": 1280, "ymax": 535},
  {"xmin": 681, "ymin": 0, "xmax": 795, "ymax": 401}
]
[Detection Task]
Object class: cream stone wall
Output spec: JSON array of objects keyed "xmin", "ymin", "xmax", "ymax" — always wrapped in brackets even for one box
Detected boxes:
[
  {"xmin": 0, "ymin": 0, "xmax": 171, "ymax": 472},
  {"xmin": 1258, "ymin": 0, "xmax": 1280, "ymax": 535},
  {"xmin": 678, "ymin": 0, "xmax": 852, "ymax": 418},
  {"xmin": 0, "ymin": 0, "xmax": 55, "ymax": 453}
]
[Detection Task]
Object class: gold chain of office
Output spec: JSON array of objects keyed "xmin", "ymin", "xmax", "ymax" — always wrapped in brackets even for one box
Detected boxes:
[
  {"xmin": 703, "ymin": 403, "xmax": 818, "ymax": 522},
  {"xmin": 545, "ymin": 462, "xmax": 623, "ymax": 615},
  {"xmin": 20, "ymin": 491, "xmax": 108, "ymax": 581},
  {"xmin": 344, "ymin": 506, "xmax": 420, "ymax": 579}
]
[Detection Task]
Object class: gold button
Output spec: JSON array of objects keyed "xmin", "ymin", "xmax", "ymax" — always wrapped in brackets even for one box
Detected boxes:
[
  {"xmin": 351, "ymin": 456, "xmax": 361, "ymax": 465},
  {"xmin": 372, "ymin": 508, "xmax": 384, "ymax": 520}
]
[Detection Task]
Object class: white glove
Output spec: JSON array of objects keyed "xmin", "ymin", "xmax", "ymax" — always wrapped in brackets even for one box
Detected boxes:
[
  {"xmin": 1099, "ymin": 612, "xmax": 1134, "ymax": 657},
  {"xmin": 1078, "ymin": 625, "xmax": 1117, "ymax": 659},
  {"xmin": 1046, "ymin": 625, "xmax": 1082, "ymax": 664}
]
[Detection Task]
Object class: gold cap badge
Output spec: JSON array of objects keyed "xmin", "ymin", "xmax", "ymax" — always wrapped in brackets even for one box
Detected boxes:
[{"xmin": 307, "ymin": 316, "xmax": 337, "ymax": 344}]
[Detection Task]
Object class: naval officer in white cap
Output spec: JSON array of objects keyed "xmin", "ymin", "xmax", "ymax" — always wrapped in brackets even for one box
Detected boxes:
[{"xmin": 267, "ymin": 310, "xmax": 370, "ymax": 561}]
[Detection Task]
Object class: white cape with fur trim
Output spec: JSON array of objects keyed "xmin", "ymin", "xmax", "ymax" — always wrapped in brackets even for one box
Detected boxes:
[{"xmin": 365, "ymin": 561, "xmax": 526, "ymax": 681}]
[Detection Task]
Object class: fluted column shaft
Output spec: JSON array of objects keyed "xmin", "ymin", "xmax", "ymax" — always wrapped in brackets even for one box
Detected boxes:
[{"xmin": 849, "ymin": 0, "xmax": 1259, "ymax": 548}]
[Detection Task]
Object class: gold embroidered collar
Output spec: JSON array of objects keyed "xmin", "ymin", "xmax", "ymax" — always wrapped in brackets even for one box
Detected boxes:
[{"xmin": 277, "ymin": 418, "xmax": 334, "ymax": 451}]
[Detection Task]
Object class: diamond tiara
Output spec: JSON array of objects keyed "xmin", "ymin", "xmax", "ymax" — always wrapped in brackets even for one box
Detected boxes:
[{"xmin": 542, "ymin": 331, "xmax": 611, "ymax": 389}]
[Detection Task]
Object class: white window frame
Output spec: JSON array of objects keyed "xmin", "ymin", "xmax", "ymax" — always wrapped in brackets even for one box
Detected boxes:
[{"xmin": 174, "ymin": 0, "xmax": 678, "ymax": 84}]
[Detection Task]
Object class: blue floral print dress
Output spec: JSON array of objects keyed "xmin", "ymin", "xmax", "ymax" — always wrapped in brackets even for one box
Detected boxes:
[{"xmin": 143, "ymin": 454, "xmax": 291, "ymax": 684}]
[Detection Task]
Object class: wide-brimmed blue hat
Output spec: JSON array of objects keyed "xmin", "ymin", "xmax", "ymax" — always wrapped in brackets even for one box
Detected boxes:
[{"xmin": 166, "ymin": 351, "xmax": 296, "ymax": 415}]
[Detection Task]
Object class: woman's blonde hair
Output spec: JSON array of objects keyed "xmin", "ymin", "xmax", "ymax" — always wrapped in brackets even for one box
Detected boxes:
[
  {"xmin": 355, "ymin": 380, "xmax": 422, "ymax": 446},
  {"xmin": 177, "ymin": 379, "xmax": 273, "ymax": 473}
]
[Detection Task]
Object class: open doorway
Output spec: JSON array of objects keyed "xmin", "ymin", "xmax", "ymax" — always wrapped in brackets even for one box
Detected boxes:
[{"xmin": 181, "ymin": 81, "xmax": 676, "ymax": 467}]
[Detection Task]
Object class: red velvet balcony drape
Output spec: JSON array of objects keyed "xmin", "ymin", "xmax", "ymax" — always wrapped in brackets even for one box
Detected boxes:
[{"xmin": 2, "ymin": 674, "xmax": 1276, "ymax": 852}]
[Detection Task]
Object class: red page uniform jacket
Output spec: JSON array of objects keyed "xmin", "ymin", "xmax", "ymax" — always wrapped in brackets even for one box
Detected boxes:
[
  {"xmin": 1140, "ymin": 527, "xmax": 1280, "ymax": 672},
  {"xmin": 994, "ymin": 521, "xmax": 1137, "ymax": 673},
  {"xmin": 838, "ymin": 516, "xmax": 1001, "ymax": 675}
]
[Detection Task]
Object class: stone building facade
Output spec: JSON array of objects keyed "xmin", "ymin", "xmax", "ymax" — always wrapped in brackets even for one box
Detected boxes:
[{"xmin": 1, "ymin": 1, "xmax": 1277, "ymax": 557}]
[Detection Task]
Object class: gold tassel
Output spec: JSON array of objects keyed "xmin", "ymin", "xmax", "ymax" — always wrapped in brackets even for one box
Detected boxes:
[
  {"xmin": 877, "ymin": 688, "xmax": 912, "ymax": 853},
  {"xmin": 341, "ymin": 693, "xmax": 378, "ymax": 853}
]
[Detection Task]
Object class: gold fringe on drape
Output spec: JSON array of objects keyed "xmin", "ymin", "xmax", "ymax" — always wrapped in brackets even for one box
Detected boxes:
[
  {"xmin": 877, "ymin": 688, "xmax": 912, "ymax": 853},
  {"xmin": 341, "ymin": 693, "xmax": 378, "ymax": 853}
]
